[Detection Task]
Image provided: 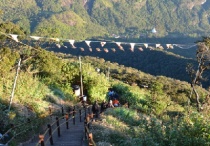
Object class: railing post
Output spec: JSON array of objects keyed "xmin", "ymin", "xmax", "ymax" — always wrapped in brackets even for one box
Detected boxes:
[
  {"xmin": 47, "ymin": 124, "xmax": 53, "ymax": 145},
  {"xmin": 86, "ymin": 116, "xmax": 90, "ymax": 129},
  {"xmin": 79, "ymin": 109, "xmax": 82, "ymax": 122},
  {"xmin": 61, "ymin": 106, "xmax": 64, "ymax": 117},
  {"xmin": 88, "ymin": 133, "xmax": 93, "ymax": 146},
  {"xmin": 73, "ymin": 106, "xmax": 75, "ymax": 125},
  {"xmin": 56, "ymin": 117, "xmax": 61, "ymax": 137},
  {"xmin": 84, "ymin": 106, "xmax": 87, "ymax": 118},
  {"xmin": 65, "ymin": 114, "xmax": 69, "ymax": 129},
  {"xmin": 39, "ymin": 134, "xmax": 45, "ymax": 146},
  {"xmin": 84, "ymin": 118, "xmax": 88, "ymax": 140}
]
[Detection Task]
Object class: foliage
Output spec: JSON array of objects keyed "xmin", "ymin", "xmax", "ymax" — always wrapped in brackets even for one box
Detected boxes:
[
  {"xmin": 92, "ymin": 107, "xmax": 210, "ymax": 146},
  {"xmin": 1, "ymin": 0, "xmax": 210, "ymax": 39}
]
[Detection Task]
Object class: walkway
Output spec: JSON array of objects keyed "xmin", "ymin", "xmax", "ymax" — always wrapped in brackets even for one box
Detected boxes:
[{"xmin": 24, "ymin": 110, "xmax": 88, "ymax": 146}]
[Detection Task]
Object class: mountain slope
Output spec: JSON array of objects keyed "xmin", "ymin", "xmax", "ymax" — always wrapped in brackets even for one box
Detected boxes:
[{"xmin": 0, "ymin": 0, "xmax": 210, "ymax": 39}]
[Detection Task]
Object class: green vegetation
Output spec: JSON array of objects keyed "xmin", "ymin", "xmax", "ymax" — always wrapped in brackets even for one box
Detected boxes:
[
  {"xmin": 1, "ymin": 0, "xmax": 210, "ymax": 39},
  {"xmin": 0, "ymin": 22, "xmax": 209, "ymax": 145}
]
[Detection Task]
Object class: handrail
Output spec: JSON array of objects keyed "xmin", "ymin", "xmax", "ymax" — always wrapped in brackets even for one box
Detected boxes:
[
  {"xmin": 0, "ymin": 118, "xmax": 32, "ymax": 145},
  {"xmin": 35, "ymin": 104, "xmax": 88, "ymax": 146},
  {"xmin": 84, "ymin": 106, "xmax": 97, "ymax": 146}
]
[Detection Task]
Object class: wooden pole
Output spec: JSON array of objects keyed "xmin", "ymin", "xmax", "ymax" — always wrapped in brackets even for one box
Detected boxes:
[
  {"xmin": 79, "ymin": 56, "xmax": 83, "ymax": 96},
  {"xmin": 8, "ymin": 58, "xmax": 21, "ymax": 111}
]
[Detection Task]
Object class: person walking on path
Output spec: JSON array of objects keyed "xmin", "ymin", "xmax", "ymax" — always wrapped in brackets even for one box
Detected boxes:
[{"xmin": 92, "ymin": 101, "xmax": 100, "ymax": 119}]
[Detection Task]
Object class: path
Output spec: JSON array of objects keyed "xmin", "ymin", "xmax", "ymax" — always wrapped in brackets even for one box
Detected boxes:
[{"xmin": 24, "ymin": 112, "xmax": 88, "ymax": 146}]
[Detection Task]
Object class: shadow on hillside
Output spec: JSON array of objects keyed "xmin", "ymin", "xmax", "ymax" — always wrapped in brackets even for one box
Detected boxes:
[{"xmin": 46, "ymin": 41, "xmax": 209, "ymax": 88}]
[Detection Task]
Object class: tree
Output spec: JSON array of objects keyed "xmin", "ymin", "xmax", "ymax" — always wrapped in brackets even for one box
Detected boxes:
[{"xmin": 186, "ymin": 39, "xmax": 210, "ymax": 112}]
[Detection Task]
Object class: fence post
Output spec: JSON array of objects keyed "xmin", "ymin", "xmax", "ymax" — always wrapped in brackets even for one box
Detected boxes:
[
  {"xmin": 84, "ymin": 106, "xmax": 87, "ymax": 118},
  {"xmin": 73, "ymin": 106, "xmax": 75, "ymax": 125},
  {"xmin": 56, "ymin": 117, "xmax": 61, "ymax": 137},
  {"xmin": 65, "ymin": 114, "xmax": 69, "ymax": 129},
  {"xmin": 86, "ymin": 116, "xmax": 90, "ymax": 129},
  {"xmin": 79, "ymin": 109, "xmax": 82, "ymax": 122},
  {"xmin": 84, "ymin": 118, "xmax": 87, "ymax": 140},
  {"xmin": 62, "ymin": 106, "xmax": 64, "ymax": 117},
  {"xmin": 47, "ymin": 124, "xmax": 53, "ymax": 145},
  {"xmin": 88, "ymin": 133, "xmax": 93, "ymax": 146},
  {"xmin": 39, "ymin": 134, "xmax": 45, "ymax": 146}
]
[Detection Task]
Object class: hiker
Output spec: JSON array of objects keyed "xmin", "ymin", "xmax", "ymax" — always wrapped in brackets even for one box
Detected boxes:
[
  {"xmin": 92, "ymin": 101, "xmax": 100, "ymax": 118},
  {"xmin": 101, "ymin": 100, "xmax": 108, "ymax": 113},
  {"xmin": 113, "ymin": 98, "xmax": 120, "ymax": 107},
  {"xmin": 108, "ymin": 99, "xmax": 114, "ymax": 108},
  {"xmin": 108, "ymin": 88, "xmax": 114, "ymax": 100}
]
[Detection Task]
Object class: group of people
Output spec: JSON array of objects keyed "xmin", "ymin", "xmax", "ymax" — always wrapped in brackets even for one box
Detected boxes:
[{"xmin": 91, "ymin": 88, "xmax": 120, "ymax": 119}]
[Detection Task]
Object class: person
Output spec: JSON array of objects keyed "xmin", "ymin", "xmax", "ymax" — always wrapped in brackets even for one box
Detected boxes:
[
  {"xmin": 100, "ymin": 100, "xmax": 107, "ymax": 113},
  {"xmin": 113, "ymin": 98, "xmax": 120, "ymax": 107},
  {"xmin": 108, "ymin": 88, "xmax": 114, "ymax": 100},
  {"xmin": 108, "ymin": 99, "xmax": 114, "ymax": 108},
  {"xmin": 92, "ymin": 101, "xmax": 100, "ymax": 118}
]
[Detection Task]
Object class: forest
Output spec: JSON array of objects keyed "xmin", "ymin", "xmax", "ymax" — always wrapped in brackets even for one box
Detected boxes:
[{"xmin": 0, "ymin": 0, "xmax": 210, "ymax": 39}]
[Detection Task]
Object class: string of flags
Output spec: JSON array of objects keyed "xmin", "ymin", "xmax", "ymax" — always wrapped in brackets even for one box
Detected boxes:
[{"xmin": 0, "ymin": 31, "xmax": 197, "ymax": 53}]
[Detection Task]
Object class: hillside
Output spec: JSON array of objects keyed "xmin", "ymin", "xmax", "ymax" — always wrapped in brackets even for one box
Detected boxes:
[
  {"xmin": 0, "ymin": 30, "xmax": 209, "ymax": 145},
  {"xmin": 0, "ymin": 0, "xmax": 210, "ymax": 39}
]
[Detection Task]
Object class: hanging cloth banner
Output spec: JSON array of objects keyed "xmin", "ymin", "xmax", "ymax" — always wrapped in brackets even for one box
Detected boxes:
[
  {"xmin": 166, "ymin": 44, "xmax": 171, "ymax": 48},
  {"xmin": 30, "ymin": 36, "xmax": 42, "ymax": 41},
  {"xmin": 116, "ymin": 42, "xmax": 121, "ymax": 47},
  {"xmin": 104, "ymin": 48, "xmax": 109, "ymax": 53},
  {"xmin": 174, "ymin": 44, "xmax": 196, "ymax": 49},
  {"xmin": 80, "ymin": 47, "xmax": 85, "ymax": 51},
  {"xmin": 111, "ymin": 48, "xmax": 116, "ymax": 52},
  {"xmin": 56, "ymin": 44, "xmax": 61, "ymax": 48},
  {"xmin": 10, "ymin": 34, "xmax": 19, "ymax": 42},
  {"xmin": 101, "ymin": 42, "xmax": 106, "ymax": 47},
  {"xmin": 144, "ymin": 43, "xmax": 148, "ymax": 48},
  {"xmin": 155, "ymin": 44, "xmax": 161, "ymax": 48},
  {"xmin": 96, "ymin": 48, "xmax": 101, "ymax": 52},
  {"xmin": 69, "ymin": 39, "xmax": 76, "ymax": 48},
  {"xmin": 50, "ymin": 38, "xmax": 60, "ymax": 42},
  {"xmin": 130, "ymin": 43, "xmax": 135, "ymax": 52},
  {"xmin": 85, "ymin": 41, "xmax": 91, "ymax": 47},
  {"xmin": 138, "ymin": 47, "xmax": 144, "ymax": 51},
  {"xmin": 116, "ymin": 42, "xmax": 124, "ymax": 51}
]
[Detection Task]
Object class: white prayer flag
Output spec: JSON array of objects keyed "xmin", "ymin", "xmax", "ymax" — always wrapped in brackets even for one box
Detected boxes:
[
  {"xmin": 156, "ymin": 44, "xmax": 161, "ymax": 48},
  {"xmin": 56, "ymin": 44, "xmax": 61, "ymax": 48},
  {"xmin": 69, "ymin": 40, "xmax": 76, "ymax": 48},
  {"xmin": 10, "ymin": 34, "xmax": 19, "ymax": 42},
  {"xmin": 104, "ymin": 48, "xmax": 109, "ymax": 53},
  {"xmin": 96, "ymin": 48, "xmax": 101, "ymax": 52},
  {"xmin": 116, "ymin": 42, "xmax": 121, "ymax": 47},
  {"xmin": 50, "ymin": 38, "xmax": 60, "ymax": 42},
  {"xmin": 169, "ymin": 45, "xmax": 174, "ymax": 49},
  {"xmin": 85, "ymin": 41, "xmax": 91, "ymax": 47},
  {"xmin": 130, "ymin": 43, "xmax": 135, "ymax": 52},
  {"xmin": 138, "ymin": 47, "xmax": 143, "ymax": 51},
  {"xmin": 111, "ymin": 48, "xmax": 116, "ymax": 52},
  {"xmin": 30, "ymin": 36, "xmax": 42, "ymax": 40},
  {"xmin": 80, "ymin": 48, "xmax": 85, "ymax": 51},
  {"xmin": 166, "ymin": 44, "xmax": 171, "ymax": 48},
  {"xmin": 144, "ymin": 44, "xmax": 148, "ymax": 48},
  {"xmin": 101, "ymin": 42, "xmax": 106, "ymax": 47}
]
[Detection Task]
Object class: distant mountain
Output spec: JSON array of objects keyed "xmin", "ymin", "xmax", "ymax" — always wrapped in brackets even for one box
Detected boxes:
[{"xmin": 0, "ymin": 0, "xmax": 210, "ymax": 39}]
